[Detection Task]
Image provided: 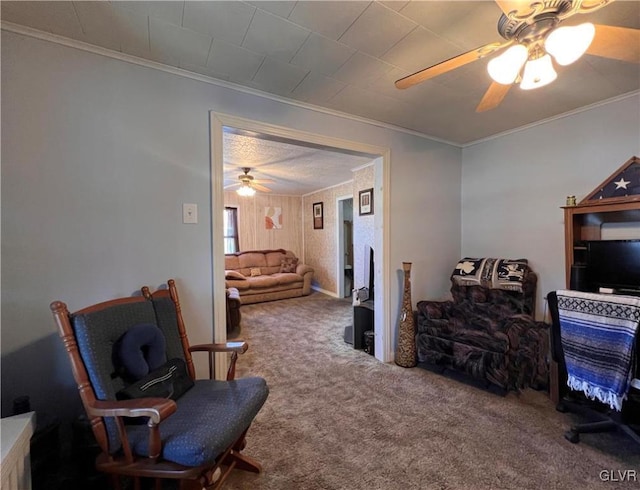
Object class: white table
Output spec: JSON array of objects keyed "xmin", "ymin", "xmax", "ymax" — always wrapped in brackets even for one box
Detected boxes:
[{"xmin": 1, "ymin": 412, "xmax": 36, "ymax": 490}]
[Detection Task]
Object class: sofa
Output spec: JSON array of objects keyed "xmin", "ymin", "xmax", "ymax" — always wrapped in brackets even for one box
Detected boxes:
[
  {"xmin": 225, "ymin": 249, "xmax": 314, "ymax": 305},
  {"xmin": 415, "ymin": 258, "xmax": 549, "ymax": 391}
]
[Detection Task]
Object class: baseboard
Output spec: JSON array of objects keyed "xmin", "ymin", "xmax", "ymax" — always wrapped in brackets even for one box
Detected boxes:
[{"xmin": 311, "ymin": 285, "xmax": 339, "ymax": 298}]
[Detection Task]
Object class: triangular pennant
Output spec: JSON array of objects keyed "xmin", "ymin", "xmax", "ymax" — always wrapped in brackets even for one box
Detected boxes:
[{"xmin": 581, "ymin": 156, "xmax": 640, "ymax": 205}]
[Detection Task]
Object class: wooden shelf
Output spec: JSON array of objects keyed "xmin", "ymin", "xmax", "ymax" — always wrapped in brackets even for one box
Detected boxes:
[
  {"xmin": 552, "ymin": 156, "xmax": 640, "ymax": 405},
  {"xmin": 563, "ymin": 200, "xmax": 640, "ymax": 287}
]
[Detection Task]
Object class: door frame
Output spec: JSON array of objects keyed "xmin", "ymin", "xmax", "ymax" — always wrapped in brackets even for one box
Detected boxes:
[
  {"xmin": 336, "ymin": 195, "xmax": 353, "ymax": 299},
  {"xmin": 210, "ymin": 112, "xmax": 391, "ymax": 375}
]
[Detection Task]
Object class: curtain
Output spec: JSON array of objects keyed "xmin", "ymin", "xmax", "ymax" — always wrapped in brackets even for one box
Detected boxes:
[{"xmin": 224, "ymin": 207, "xmax": 239, "ymax": 253}]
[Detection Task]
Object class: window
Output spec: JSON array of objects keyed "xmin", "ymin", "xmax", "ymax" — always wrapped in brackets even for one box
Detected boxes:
[{"xmin": 223, "ymin": 207, "xmax": 239, "ymax": 254}]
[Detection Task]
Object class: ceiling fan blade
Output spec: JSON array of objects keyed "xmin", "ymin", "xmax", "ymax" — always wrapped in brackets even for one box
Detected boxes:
[
  {"xmin": 395, "ymin": 42, "xmax": 511, "ymax": 89},
  {"xmin": 224, "ymin": 183, "xmax": 241, "ymax": 190},
  {"xmin": 476, "ymin": 82, "xmax": 511, "ymax": 112},
  {"xmin": 253, "ymin": 178, "xmax": 275, "ymax": 184},
  {"xmin": 494, "ymin": 0, "xmax": 531, "ymax": 18},
  {"xmin": 252, "ymin": 183, "xmax": 272, "ymax": 193},
  {"xmin": 586, "ymin": 24, "xmax": 640, "ymax": 64}
]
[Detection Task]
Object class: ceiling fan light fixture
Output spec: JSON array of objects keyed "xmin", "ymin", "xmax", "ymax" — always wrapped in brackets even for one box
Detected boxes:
[
  {"xmin": 236, "ymin": 183, "xmax": 256, "ymax": 197},
  {"xmin": 520, "ymin": 54, "xmax": 557, "ymax": 90},
  {"xmin": 487, "ymin": 44, "xmax": 528, "ymax": 84},
  {"xmin": 545, "ymin": 22, "xmax": 595, "ymax": 66}
]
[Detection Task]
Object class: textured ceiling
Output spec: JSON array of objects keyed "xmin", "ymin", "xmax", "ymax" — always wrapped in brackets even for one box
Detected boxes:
[
  {"xmin": 2, "ymin": 1, "xmax": 639, "ymax": 146},
  {"xmin": 223, "ymin": 130, "xmax": 374, "ymax": 195}
]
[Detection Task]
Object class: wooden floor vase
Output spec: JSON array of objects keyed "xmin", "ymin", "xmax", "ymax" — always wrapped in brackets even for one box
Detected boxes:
[{"xmin": 395, "ymin": 262, "xmax": 417, "ymax": 367}]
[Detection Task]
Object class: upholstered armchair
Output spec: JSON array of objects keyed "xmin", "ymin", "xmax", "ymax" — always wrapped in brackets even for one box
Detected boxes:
[
  {"xmin": 51, "ymin": 279, "xmax": 268, "ymax": 489},
  {"xmin": 226, "ymin": 287, "xmax": 242, "ymax": 335},
  {"xmin": 416, "ymin": 258, "xmax": 549, "ymax": 391}
]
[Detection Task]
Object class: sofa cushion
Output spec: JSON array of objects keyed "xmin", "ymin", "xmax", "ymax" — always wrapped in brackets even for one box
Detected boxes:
[
  {"xmin": 265, "ymin": 251, "xmax": 286, "ymax": 267},
  {"xmin": 225, "ymin": 270, "xmax": 246, "ymax": 281},
  {"xmin": 249, "ymin": 268, "xmax": 262, "ymax": 277},
  {"xmin": 280, "ymin": 256, "xmax": 298, "ymax": 273},
  {"xmin": 224, "ymin": 255, "xmax": 241, "ymax": 270},
  {"xmin": 271, "ymin": 272, "xmax": 303, "ymax": 286},
  {"xmin": 247, "ymin": 275, "xmax": 279, "ymax": 288},
  {"xmin": 239, "ymin": 253, "xmax": 268, "ymax": 269},
  {"xmin": 226, "ymin": 279, "xmax": 251, "ymax": 291},
  {"xmin": 241, "ymin": 283, "xmax": 304, "ymax": 296},
  {"xmin": 126, "ymin": 377, "xmax": 269, "ymax": 467}
]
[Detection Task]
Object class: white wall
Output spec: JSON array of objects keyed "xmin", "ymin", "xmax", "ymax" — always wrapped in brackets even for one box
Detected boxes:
[
  {"xmin": 1, "ymin": 31, "xmax": 462, "ymax": 419},
  {"xmin": 462, "ymin": 94, "xmax": 640, "ymax": 319},
  {"xmin": 224, "ymin": 191, "xmax": 303, "ymax": 255},
  {"xmin": 302, "ymin": 181, "xmax": 354, "ymax": 294}
]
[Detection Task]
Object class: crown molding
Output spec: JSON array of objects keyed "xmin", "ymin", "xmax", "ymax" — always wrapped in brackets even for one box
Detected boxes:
[
  {"xmin": 463, "ymin": 90, "xmax": 640, "ymax": 148},
  {"xmin": 4, "ymin": 22, "xmax": 636, "ymax": 152},
  {"xmin": 301, "ymin": 179, "xmax": 354, "ymax": 198},
  {"xmin": 223, "ymin": 190, "xmax": 303, "ymax": 199},
  {"xmin": 351, "ymin": 161, "xmax": 376, "ymax": 173},
  {"xmin": 1, "ymin": 21, "xmax": 461, "ymax": 148}
]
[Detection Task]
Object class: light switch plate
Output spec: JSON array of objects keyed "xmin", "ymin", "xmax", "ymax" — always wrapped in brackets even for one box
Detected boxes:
[{"xmin": 183, "ymin": 203, "xmax": 198, "ymax": 224}]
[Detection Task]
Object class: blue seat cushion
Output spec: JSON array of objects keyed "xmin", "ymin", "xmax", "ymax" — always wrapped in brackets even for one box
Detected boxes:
[{"xmin": 126, "ymin": 377, "xmax": 269, "ymax": 467}]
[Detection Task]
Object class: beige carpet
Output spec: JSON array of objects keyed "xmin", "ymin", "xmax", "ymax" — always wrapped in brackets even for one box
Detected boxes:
[{"xmin": 225, "ymin": 292, "xmax": 640, "ymax": 490}]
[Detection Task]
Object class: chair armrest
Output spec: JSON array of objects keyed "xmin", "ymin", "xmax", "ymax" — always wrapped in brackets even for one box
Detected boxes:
[
  {"xmin": 296, "ymin": 264, "xmax": 314, "ymax": 276},
  {"xmin": 416, "ymin": 300, "xmax": 454, "ymax": 320},
  {"xmin": 88, "ymin": 398, "xmax": 177, "ymax": 424},
  {"xmin": 88, "ymin": 398, "xmax": 177, "ymax": 461},
  {"xmin": 189, "ymin": 341, "xmax": 248, "ymax": 381},
  {"xmin": 499, "ymin": 314, "xmax": 548, "ymax": 349},
  {"xmin": 500, "ymin": 315, "xmax": 550, "ymax": 389},
  {"xmin": 189, "ymin": 341, "xmax": 248, "ymax": 354},
  {"xmin": 415, "ymin": 300, "xmax": 457, "ymax": 335}
]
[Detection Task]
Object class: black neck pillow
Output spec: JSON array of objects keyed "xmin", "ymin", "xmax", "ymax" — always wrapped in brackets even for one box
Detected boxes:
[{"xmin": 113, "ymin": 323, "xmax": 167, "ymax": 382}]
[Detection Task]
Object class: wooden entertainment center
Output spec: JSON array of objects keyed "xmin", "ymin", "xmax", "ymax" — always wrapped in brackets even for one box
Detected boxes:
[
  {"xmin": 563, "ymin": 199, "xmax": 640, "ymax": 287},
  {"xmin": 550, "ymin": 156, "xmax": 640, "ymax": 404}
]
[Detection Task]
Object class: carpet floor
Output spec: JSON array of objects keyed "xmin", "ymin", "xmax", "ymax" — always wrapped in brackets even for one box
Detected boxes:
[{"xmin": 225, "ymin": 292, "xmax": 639, "ymax": 490}]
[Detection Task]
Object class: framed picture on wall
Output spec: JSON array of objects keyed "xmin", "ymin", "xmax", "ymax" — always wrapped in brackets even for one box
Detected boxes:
[
  {"xmin": 359, "ymin": 188, "xmax": 373, "ymax": 216},
  {"xmin": 313, "ymin": 202, "xmax": 323, "ymax": 229}
]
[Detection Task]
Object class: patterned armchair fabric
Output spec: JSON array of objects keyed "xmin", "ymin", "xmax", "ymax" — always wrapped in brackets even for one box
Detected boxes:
[
  {"xmin": 416, "ymin": 261, "xmax": 549, "ymax": 391},
  {"xmin": 227, "ymin": 287, "xmax": 242, "ymax": 334}
]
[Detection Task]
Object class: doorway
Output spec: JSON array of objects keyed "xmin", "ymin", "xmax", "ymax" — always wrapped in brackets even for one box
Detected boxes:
[
  {"xmin": 337, "ymin": 196, "xmax": 354, "ymax": 299},
  {"xmin": 210, "ymin": 113, "xmax": 391, "ymax": 374}
]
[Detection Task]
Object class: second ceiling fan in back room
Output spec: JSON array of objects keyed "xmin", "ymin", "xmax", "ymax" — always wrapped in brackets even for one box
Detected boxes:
[
  {"xmin": 395, "ymin": 0, "xmax": 640, "ymax": 112},
  {"xmin": 224, "ymin": 167, "xmax": 274, "ymax": 197}
]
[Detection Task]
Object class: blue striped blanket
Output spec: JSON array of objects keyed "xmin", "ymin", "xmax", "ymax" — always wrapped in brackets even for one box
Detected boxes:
[{"xmin": 557, "ymin": 290, "xmax": 640, "ymax": 411}]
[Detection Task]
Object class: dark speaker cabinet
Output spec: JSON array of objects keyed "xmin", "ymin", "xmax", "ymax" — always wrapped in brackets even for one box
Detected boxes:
[{"xmin": 353, "ymin": 302, "xmax": 374, "ymax": 350}]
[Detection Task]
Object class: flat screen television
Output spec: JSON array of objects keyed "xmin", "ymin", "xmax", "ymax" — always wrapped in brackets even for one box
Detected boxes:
[
  {"xmin": 586, "ymin": 239, "xmax": 640, "ymax": 294},
  {"xmin": 363, "ymin": 245, "xmax": 374, "ymax": 302}
]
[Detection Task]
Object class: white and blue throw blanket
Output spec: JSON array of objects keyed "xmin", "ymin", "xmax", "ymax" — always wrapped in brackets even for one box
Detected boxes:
[
  {"xmin": 451, "ymin": 258, "xmax": 529, "ymax": 292},
  {"xmin": 557, "ymin": 290, "xmax": 640, "ymax": 411}
]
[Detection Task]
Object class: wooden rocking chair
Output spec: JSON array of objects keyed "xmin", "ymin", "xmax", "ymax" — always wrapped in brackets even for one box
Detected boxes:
[{"xmin": 50, "ymin": 279, "xmax": 269, "ymax": 489}]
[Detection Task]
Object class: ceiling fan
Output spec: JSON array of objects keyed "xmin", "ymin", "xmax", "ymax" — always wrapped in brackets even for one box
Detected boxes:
[
  {"xmin": 395, "ymin": 0, "xmax": 640, "ymax": 112},
  {"xmin": 224, "ymin": 167, "xmax": 274, "ymax": 196}
]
